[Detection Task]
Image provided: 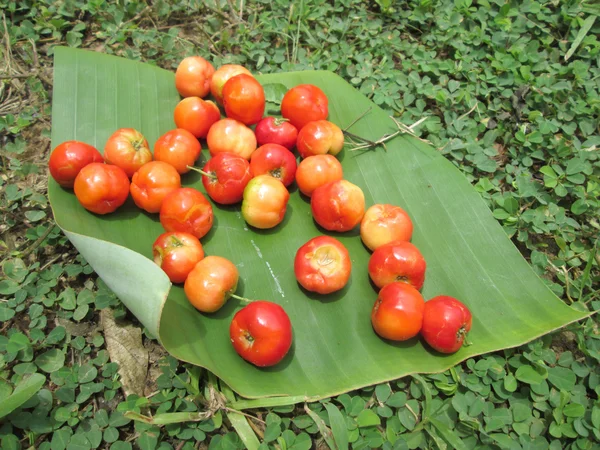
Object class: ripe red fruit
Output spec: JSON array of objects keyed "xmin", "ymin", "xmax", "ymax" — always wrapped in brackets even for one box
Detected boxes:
[
  {"xmin": 184, "ymin": 256, "xmax": 239, "ymax": 313},
  {"xmin": 281, "ymin": 84, "xmax": 328, "ymax": 130},
  {"xmin": 175, "ymin": 56, "xmax": 215, "ymax": 98},
  {"xmin": 295, "ymin": 155, "xmax": 343, "ymax": 197},
  {"xmin": 153, "ymin": 231, "xmax": 204, "ymax": 284},
  {"xmin": 210, "ymin": 64, "xmax": 253, "ymax": 105},
  {"xmin": 311, "ymin": 180, "xmax": 365, "ymax": 232},
  {"xmin": 294, "ymin": 236, "xmax": 352, "ymax": 294},
  {"xmin": 254, "ymin": 117, "xmax": 298, "ymax": 150},
  {"xmin": 130, "ymin": 161, "xmax": 181, "ymax": 213},
  {"xmin": 159, "ymin": 188, "xmax": 213, "ymax": 239},
  {"xmin": 371, "ymin": 282, "xmax": 425, "ymax": 341},
  {"xmin": 48, "ymin": 141, "xmax": 104, "ymax": 188},
  {"xmin": 153, "ymin": 128, "xmax": 202, "ymax": 175},
  {"xmin": 222, "ymin": 74, "xmax": 265, "ymax": 125},
  {"xmin": 421, "ymin": 296, "xmax": 472, "ymax": 354},
  {"xmin": 368, "ymin": 241, "xmax": 426, "ymax": 290},
  {"xmin": 229, "ymin": 301, "xmax": 293, "ymax": 367},
  {"xmin": 173, "ymin": 98, "xmax": 220, "ymax": 139},
  {"xmin": 73, "ymin": 163, "xmax": 130, "ymax": 215},
  {"xmin": 360, "ymin": 204, "xmax": 414, "ymax": 251},
  {"xmin": 250, "ymin": 144, "xmax": 297, "ymax": 187},
  {"xmin": 296, "ymin": 120, "xmax": 344, "ymax": 158},
  {"xmin": 200, "ymin": 152, "xmax": 252, "ymax": 205},
  {"xmin": 104, "ymin": 128, "xmax": 152, "ymax": 178}
]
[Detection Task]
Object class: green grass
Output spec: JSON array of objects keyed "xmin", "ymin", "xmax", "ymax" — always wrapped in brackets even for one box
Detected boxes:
[{"xmin": 0, "ymin": 0, "xmax": 599, "ymax": 449}]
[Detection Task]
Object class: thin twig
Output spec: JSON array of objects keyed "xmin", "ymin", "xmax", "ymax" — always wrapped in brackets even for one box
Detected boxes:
[
  {"xmin": 39, "ymin": 254, "xmax": 62, "ymax": 272},
  {"xmin": 247, "ymin": 417, "xmax": 264, "ymax": 439},
  {"xmin": 122, "ymin": 5, "xmax": 151, "ymax": 26},
  {"xmin": 454, "ymin": 101, "xmax": 479, "ymax": 124},
  {"xmin": 0, "ymin": 73, "xmax": 37, "ymax": 80},
  {"xmin": 29, "ymin": 38, "xmax": 39, "ymax": 68},
  {"xmin": 223, "ymin": 406, "xmax": 266, "ymax": 424},
  {"xmin": 344, "ymin": 130, "xmax": 377, "ymax": 146},
  {"xmin": 225, "ymin": 0, "xmax": 239, "ymax": 19},
  {"xmin": 406, "ymin": 116, "xmax": 429, "ymax": 131},
  {"xmin": 205, "ymin": 3, "xmax": 237, "ymax": 24},
  {"xmin": 0, "ymin": 224, "xmax": 54, "ymax": 266},
  {"xmin": 347, "ymin": 129, "xmax": 401, "ymax": 152},
  {"xmin": 198, "ymin": 27, "xmax": 224, "ymax": 57},
  {"xmin": 562, "ymin": 266, "xmax": 574, "ymax": 304},
  {"xmin": 405, "ymin": 403, "xmax": 420, "ymax": 424},
  {"xmin": 2, "ymin": 13, "xmax": 12, "ymax": 73},
  {"xmin": 343, "ymin": 107, "xmax": 372, "ymax": 131},
  {"xmin": 548, "ymin": 262, "xmax": 575, "ymax": 304},
  {"xmin": 583, "ymin": 291, "xmax": 599, "ymax": 305},
  {"xmin": 238, "ymin": 0, "xmax": 245, "ymax": 21},
  {"xmin": 156, "ymin": 23, "xmax": 187, "ymax": 30},
  {"xmin": 389, "ymin": 116, "xmax": 432, "ymax": 145},
  {"xmin": 20, "ymin": 224, "xmax": 54, "ymax": 258}
]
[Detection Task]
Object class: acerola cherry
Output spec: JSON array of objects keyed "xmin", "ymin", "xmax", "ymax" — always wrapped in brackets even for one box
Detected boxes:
[
  {"xmin": 48, "ymin": 141, "xmax": 104, "ymax": 188},
  {"xmin": 421, "ymin": 296, "xmax": 472, "ymax": 354}
]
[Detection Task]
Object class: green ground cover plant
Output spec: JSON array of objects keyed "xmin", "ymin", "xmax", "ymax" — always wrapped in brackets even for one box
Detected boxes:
[{"xmin": 0, "ymin": 1, "xmax": 598, "ymax": 449}]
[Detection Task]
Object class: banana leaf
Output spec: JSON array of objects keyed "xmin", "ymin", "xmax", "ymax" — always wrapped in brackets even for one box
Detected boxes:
[{"xmin": 49, "ymin": 47, "xmax": 589, "ymax": 401}]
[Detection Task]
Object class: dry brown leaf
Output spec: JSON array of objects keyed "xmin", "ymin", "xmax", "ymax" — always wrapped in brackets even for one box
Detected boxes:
[{"xmin": 101, "ymin": 309, "xmax": 149, "ymax": 397}]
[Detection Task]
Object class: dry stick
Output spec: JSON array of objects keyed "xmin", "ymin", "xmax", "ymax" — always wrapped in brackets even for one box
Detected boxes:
[
  {"xmin": 342, "ymin": 107, "xmax": 380, "ymax": 147},
  {"xmin": 39, "ymin": 254, "xmax": 62, "ymax": 272},
  {"xmin": 30, "ymin": 37, "xmax": 39, "ymax": 68},
  {"xmin": 405, "ymin": 402, "xmax": 420, "ymax": 424},
  {"xmin": 122, "ymin": 5, "xmax": 151, "ymax": 26},
  {"xmin": 3, "ymin": 224, "xmax": 55, "ymax": 264},
  {"xmin": 205, "ymin": 3, "xmax": 237, "ymax": 24},
  {"xmin": 0, "ymin": 73, "xmax": 37, "ymax": 80},
  {"xmin": 343, "ymin": 108, "xmax": 432, "ymax": 152},
  {"xmin": 548, "ymin": 262, "xmax": 574, "ymax": 304},
  {"xmin": 343, "ymin": 106, "xmax": 372, "ymax": 132},
  {"xmin": 199, "ymin": 26, "xmax": 224, "ymax": 57},
  {"xmin": 562, "ymin": 266, "xmax": 574, "ymax": 304},
  {"xmin": 584, "ymin": 291, "xmax": 600, "ymax": 305},
  {"xmin": 2, "ymin": 13, "xmax": 12, "ymax": 72},
  {"xmin": 347, "ymin": 124, "xmax": 404, "ymax": 152},
  {"xmin": 224, "ymin": 406, "xmax": 266, "ymax": 424},
  {"xmin": 453, "ymin": 101, "xmax": 479, "ymax": 124},
  {"xmin": 389, "ymin": 116, "xmax": 432, "ymax": 145},
  {"xmin": 238, "ymin": 0, "xmax": 245, "ymax": 21},
  {"xmin": 247, "ymin": 417, "xmax": 265, "ymax": 439},
  {"xmin": 225, "ymin": 0, "xmax": 238, "ymax": 19}
]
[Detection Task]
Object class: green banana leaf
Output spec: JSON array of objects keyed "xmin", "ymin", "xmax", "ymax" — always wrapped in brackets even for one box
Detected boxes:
[{"xmin": 49, "ymin": 47, "xmax": 589, "ymax": 401}]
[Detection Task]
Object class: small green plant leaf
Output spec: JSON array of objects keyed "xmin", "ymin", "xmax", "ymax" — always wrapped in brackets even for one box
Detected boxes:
[
  {"xmin": 515, "ymin": 365, "xmax": 546, "ymax": 385},
  {"xmin": 356, "ymin": 409, "xmax": 381, "ymax": 428},
  {"xmin": 429, "ymin": 418, "xmax": 469, "ymax": 450},
  {"xmin": 565, "ymin": 15, "xmax": 597, "ymax": 61},
  {"xmin": 35, "ymin": 349, "xmax": 66, "ymax": 373},
  {"xmin": 563, "ymin": 403, "xmax": 585, "ymax": 418},
  {"xmin": 324, "ymin": 402, "xmax": 349, "ymax": 450},
  {"xmin": 0, "ymin": 373, "xmax": 45, "ymax": 419},
  {"xmin": 263, "ymin": 83, "xmax": 288, "ymax": 106}
]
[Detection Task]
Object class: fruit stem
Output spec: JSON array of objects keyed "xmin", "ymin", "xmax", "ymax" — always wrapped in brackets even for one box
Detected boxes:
[
  {"xmin": 186, "ymin": 165, "xmax": 216, "ymax": 179},
  {"xmin": 459, "ymin": 326, "xmax": 472, "ymax": 347},
  {"xmin": 230, "ymin": 293, "xmax": 253, "ymax": 303},
  {"xmin": 273, "ymin": 117, "xmax": 289, "ymax": 126}
]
